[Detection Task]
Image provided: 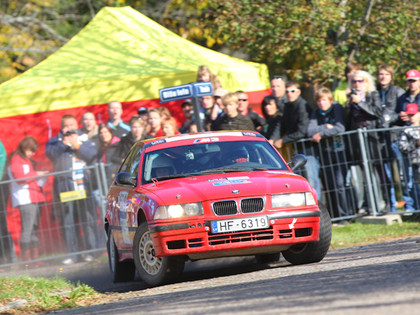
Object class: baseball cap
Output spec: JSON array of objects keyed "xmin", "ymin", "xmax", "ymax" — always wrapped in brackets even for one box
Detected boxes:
[
  {"xmin": 406, "ymin": 69, "xmax": 420, "ymax": 80},
  {"xmin": 137, "ymin": 106, "xmax": 149, "ymax": 115},
  {"xmin": 406, "ymin": 103, "xmax": 419, "ymax": 115},
  {"xmin": 213, "ymin": 88, "xmax": 228, "ymax": 98},
  {"xmin": 181, "ymin": 99, "xmax": 192, "ymax": 107}
]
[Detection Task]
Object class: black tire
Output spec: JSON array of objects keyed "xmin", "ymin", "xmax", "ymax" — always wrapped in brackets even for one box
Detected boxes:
[
  {"xmin": 133, "ymin": 222, "xmax": 185, "ymax": 287},
  {"xmin": 282, "ymin": 202, "xmax": 332, "ymax": 265},
  {"xmin": 255, "ymin": 252, "xmax": 281, "ymax": 264},
  {"xmin": 107, "ymin": 229, "xmax": 136, "ymax": 282}
]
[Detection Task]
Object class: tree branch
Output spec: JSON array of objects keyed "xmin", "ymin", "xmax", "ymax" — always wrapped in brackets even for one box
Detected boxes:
[
  {"xmin": 0, "ymin": 14, "xmax": 68, "ymax": 43},
  {"xmin": 348, "ymin": 0, "xmax": 376, "ymax": 60},
  {"xmin": 0, "ymin": 46, "xmax": 58, "ymax": 53}
]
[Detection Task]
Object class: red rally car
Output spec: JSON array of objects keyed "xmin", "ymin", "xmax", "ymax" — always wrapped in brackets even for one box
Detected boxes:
[{"xmin": 105, "ymin": 131, "xmax": 332, "ymax": 286}]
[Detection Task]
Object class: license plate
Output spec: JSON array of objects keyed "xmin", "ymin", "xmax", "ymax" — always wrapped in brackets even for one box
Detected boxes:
[{"xmin": 211, "ymin": 216, "xmax": 269, "ymax": 233}]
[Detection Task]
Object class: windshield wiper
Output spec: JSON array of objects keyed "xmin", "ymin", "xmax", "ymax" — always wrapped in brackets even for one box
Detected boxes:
[
  {"xmin": 200, "ymin": 166, "xmax": 264, "ymax": 174},
  {"xmin": 152, "ymin": 174, "xmax": 191, "ymax": 181}
]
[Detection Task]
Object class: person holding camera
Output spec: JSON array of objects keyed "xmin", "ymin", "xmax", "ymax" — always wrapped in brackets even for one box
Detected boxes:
[
  {"xmin": 346, "ymin": 70, "xmax": 388, "ymax": 214},
  {"xmin": 45, "ymin": 114, "xmax": 98, "ymax": 264}
]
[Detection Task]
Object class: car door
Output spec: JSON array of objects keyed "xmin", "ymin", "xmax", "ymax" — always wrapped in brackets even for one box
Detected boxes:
[{"xmin": 108, "ymin": 144, "xmax": 143, "ymax": 251}]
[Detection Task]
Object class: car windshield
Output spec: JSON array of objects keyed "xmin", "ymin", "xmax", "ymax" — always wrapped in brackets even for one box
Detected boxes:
[{"xmin": 142, "ymin": 140, "xmax": 288, "ymax": 184}]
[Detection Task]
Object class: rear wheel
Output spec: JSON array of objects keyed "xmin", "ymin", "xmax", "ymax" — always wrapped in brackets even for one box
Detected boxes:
[
  {"xmin": 282, "ymin": 202, "xmax": 332, "ymax": 265},
  {"xmin": 107, "ymin": 229, "xmax": 135, "ymax": 282},
  {"xmin": 133, "ymin": 222, "xmax": 185, "ymax": 287}
]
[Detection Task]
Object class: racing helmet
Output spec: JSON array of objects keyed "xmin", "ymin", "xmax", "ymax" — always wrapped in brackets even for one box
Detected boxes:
[{"xmin": 225, "ymin": 145, "xmax": 249, "ymax": 164}]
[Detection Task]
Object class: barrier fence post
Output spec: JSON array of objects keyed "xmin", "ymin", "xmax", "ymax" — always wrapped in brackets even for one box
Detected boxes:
[{"xmin": 358, "ymin": 128, "xmax": 378, "ymax": 216}]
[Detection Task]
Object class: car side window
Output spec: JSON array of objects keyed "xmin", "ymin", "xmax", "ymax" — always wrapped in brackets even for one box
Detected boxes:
[{"xmin": 120, "ymin": 145, "xmax": 143, "ymax": 178}]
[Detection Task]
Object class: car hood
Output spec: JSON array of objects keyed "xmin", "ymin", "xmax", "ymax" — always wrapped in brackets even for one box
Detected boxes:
[{"xmin": 141, "ymin": 171, "xmax": 314, "ymax": 205}]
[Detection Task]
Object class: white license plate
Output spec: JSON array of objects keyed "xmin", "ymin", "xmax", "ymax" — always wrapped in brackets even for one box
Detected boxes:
[{"xmin": 211, "ymin": 216, "xmax": 269, "ymax": 233}]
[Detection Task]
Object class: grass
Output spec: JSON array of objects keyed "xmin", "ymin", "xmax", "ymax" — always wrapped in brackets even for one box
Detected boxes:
[
  {"xmin": 0, "ymin": 276, "xmax": 106, "ymax": 314},
  {"xmin": 0, "ymin": 217, "xmax": 419, "ymax": 314},
  {"xmin": 331, "ymin": 220, "xmax": 420, "ymax": 249}
]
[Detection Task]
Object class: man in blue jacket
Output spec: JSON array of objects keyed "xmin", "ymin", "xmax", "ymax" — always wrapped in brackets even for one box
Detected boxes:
[
  {"xmin": 393, "ymin": 69, "xmax": 420, "ymax": 213},
  {"xmin": 46, "ymin": 114, "xmax": 98, "ymax": 264}
]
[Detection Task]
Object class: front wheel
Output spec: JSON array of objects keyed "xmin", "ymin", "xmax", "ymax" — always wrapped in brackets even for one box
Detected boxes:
[
  {"xmin": 133, "ymin": 222, "xmax": 185, "ymax": 287},
  {"xmin": 107, "ymin": 229, "xmax": 135, "ymax": 282},
  {"xmin": 282, "ymin": 202, "xmax": 332, "ymax": 265}
]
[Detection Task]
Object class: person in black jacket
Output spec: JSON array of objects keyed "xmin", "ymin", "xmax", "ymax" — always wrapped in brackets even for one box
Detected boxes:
[
  {"xmin": 235, "ymin": 91, "xmax": 265, "ymax": 132},
  {"xmin": 269, "ymin": 75, "xmax": 288, "ymax": 114},
  {"xmin": 347, "ymin": 70, "xmax": 388, "ymax": 214},
  {"xmin": 261, "ymin": 95, "xmax": 282, "ymax": 143},
  {"xmin": 97, "ymin": 123, "xmax": 121, "ymax": 186},
  {"xmin": 376, "ymin": 65, "xmax": 405, "ymax": 128},
  {"xmin": 274, "ymin": 81, "xmax": 312, "ymax": 148},
  {"xmin": 274, "ymin": 81, "xmax": 322, "ymax": 201},
  {"xmin": 112, "ymin": 115, "xmax": 148, "ymax": 168},
  {"xmin": 213, "ymin": 93, "xmax": 255, "ymax": 131},
  {"xmin": 376, "ymin": 65, "xmax": 405, "ymax": 213},
  {"xmin": 45, "ymin": 114, "xmax": 98, "ymax": 264}
]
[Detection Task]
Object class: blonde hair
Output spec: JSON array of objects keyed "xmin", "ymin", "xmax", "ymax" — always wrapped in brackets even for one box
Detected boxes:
[
  {"xmin": 222, "ymin": 93, "xmax": 238, "ymax": 106},
  {"xmin": 314, "ymin": 87, "xmax": 333, "ymax": 102},
  {"xmin": 349, "ymin": 70, "xmax": 376, "ymax": 93},
  {"xmin": 197, "ymin": 65, "xmax": 222, "ymax": 89}
]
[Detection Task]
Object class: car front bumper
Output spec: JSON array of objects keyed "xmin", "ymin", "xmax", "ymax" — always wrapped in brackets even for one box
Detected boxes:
[{"xmin": 150, "ymin": 208, "xmax": 321, "ymax": 258}]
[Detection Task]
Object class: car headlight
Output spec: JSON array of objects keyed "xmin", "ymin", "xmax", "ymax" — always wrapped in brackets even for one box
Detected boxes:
[
  {"xmin": 154, "ymin": 202, "xmax": 204, "ymax": 220},
  {"xmin": 271, "ymin": 192, "xmax": 316, "ymax": 208}
]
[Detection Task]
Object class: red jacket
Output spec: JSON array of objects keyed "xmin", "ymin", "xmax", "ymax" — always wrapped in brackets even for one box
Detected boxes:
[{"xmin": 9, "ymin": 154, "xmax": 45, "ymax": 207}]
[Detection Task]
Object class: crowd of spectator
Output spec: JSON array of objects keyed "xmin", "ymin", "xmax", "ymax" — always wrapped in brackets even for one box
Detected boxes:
[{"xmin": 0, "ymin": 63, "xmax": 419, "ymax": 265}]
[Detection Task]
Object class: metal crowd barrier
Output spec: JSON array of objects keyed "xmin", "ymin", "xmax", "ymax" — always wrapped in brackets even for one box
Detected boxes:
[
  {"xmin": 1, "ymin": 127, "xmax": 420, "ymax": 268},
  {"xmin": 0, "ymin": 163, "xmax": 112, "ymax": 268},
  {"xmin": 280, "ymin": 126, "xmax": 420, "ymax": 221}
]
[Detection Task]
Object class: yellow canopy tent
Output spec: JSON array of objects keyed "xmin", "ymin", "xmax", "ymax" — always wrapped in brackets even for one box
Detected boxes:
[{"xmin": 0, "ymin": 6, "xmax": 270, "ymax": 154}]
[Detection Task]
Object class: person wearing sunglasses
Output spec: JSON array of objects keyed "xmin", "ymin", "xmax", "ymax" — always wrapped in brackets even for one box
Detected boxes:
[
  {"xmin": 213, "ymin": 92, "xmax": 255, "ymax": 131},
  {"xmin": 235, "ymin": 90, "xmax": 265, "ymax": 132},
  {"xmin": 275, "ymin": 81, "xmax": 313, "ymax": 149},
  {"xmin": 347, "ymin": 70, "xmax": 382, "ymax": 129},
  {"xmin": 274, "ymin": 81, "xmax": 322, "ymax": 202},
  {"xmin": 347, "ymin": 70, "xmax": 389, "ymax": 215}
]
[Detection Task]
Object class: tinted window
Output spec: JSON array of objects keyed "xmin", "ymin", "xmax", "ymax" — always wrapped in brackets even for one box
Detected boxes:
[
  {"xmin": 119, "ymin": 145, "xmax": 143, "ymax": 178},
  {"xmin": 142, "ymin": 140, "xmax": 287, "ymax": 184}
]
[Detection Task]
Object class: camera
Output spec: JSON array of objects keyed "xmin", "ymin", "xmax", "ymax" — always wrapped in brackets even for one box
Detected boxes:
[
  {"xmin": 64, "ymin": 130, "xmax": 78, "ymax": 136},
  {"xmin": 350, "ymin": 88, "xmax": 357, "ymax": 96}
]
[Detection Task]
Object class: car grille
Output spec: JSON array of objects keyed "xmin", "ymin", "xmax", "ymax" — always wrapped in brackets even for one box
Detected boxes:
[
  {"xmin": 212, "ymin": 198, "xmax": 265, "ymax": 216},
  {"xmin": 208, "ymin": 227, "xmax": 312, "ymax": 246},
  {"xmin": 241, "ymin": 198, "xmax": 264, "ymax": 213},
  {"xmin": 212, "ymin": 200, "xmax": 238, "ymax": 215},
  {"xmin": 209, "ymin": 229, "xmax": 274, "ymax": 245}
]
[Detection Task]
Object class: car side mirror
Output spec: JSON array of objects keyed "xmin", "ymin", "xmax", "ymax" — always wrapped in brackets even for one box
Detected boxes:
[
  {"xmin": 115, "ymin": 172, "xmax": 136, "ymax": 186},
  {"xmin": 288, "ymin": 154, "xmax": 307, "ymax": 171}
]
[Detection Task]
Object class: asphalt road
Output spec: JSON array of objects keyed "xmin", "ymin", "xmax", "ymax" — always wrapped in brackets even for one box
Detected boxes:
[{"xmin": 7, "ymin": 237, "xmax": 420, "ymax": 314}]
